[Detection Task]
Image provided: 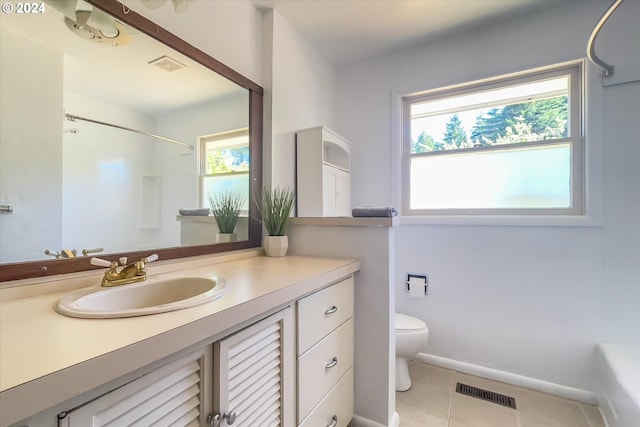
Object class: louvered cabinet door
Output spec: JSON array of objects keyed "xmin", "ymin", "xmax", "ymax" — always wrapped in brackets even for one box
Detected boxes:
[
  {"xmin": 213, "ymin": 307, "xmax": 295, "ymax": 427},
  {"xmin": 58, "ymin": 347, "xmax": 212, "ymax": 427}
]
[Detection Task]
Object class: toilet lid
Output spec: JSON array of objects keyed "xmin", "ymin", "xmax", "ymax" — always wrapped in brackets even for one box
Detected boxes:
[{"xmin": 396, "ymin": 313, "xmax": 427, "ymax": 331}]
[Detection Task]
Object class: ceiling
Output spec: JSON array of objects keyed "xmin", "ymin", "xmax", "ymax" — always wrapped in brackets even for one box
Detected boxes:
[
  {"xmin": 252, "ymin": 0, "xmax": 577, "ymax": 67},
  {"xmin": 0, "ymin": 0, "xmax": 579, "ymax": 113},
  {"xmin": 0, "ymin": 1, "xmax": 244, "ymax": 116}
]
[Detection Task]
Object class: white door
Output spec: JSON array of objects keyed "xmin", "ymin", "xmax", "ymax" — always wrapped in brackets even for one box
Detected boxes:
[
  {"xmin": 213, "ymin": 307, "xmax": 295, "ymax": 427},
  {"xmin": 58, "ymin": 347, "xmax": 212, "ymax": 427},
  {"xmin": 334, "ymin": 169, "xmax": 350, "ymax": 216},
  {"xmin": 322, "ymin": 165, "xmax": 350, "ymax": 216},
  {"xmin": 322, "ymin": 165, "xmax": 338, "ymax": 216}
]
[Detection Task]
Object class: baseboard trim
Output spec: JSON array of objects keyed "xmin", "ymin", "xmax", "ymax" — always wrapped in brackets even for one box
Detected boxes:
[
  {"xmin": 390, "ymin": 411, "xmax": 400, "ymax": 427},
  {"xmin": 415, "ymin": 353, "xmax": 598, "ymax": 405},
  {"xmin": 350, "ymin": 412, "xmax": 399, "ymax": 427}
]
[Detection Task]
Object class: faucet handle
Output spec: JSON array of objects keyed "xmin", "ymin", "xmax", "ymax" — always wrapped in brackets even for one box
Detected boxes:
[
  {"xmin": 91, "ymin": 257, "xmax": 112, "ymax": 268},
  {"xmin": 82, "ymin": 247, "xmax": 104, "ymax": 256},
  {"xmin": 144, "ymin": 254, "xmax": 159, "ymax": 263},
  {"xmin": 119, "ymin": 257, "xmax": 128, "ymax": 265},
  {"xmin": 44, "ymin": 249, "xmax": 61, "ymax": 259}
]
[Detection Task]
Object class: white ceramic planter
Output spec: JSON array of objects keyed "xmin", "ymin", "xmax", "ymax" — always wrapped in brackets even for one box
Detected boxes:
[
  {"xmin": 263, "ymin": 235, "xmax": 288, "ymax": 257},
  {"xmin": 216, "ymin": 233, "xmax": 238, "ymax": 243}
]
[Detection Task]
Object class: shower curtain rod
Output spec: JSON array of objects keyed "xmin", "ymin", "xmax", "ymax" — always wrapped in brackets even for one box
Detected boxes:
[
  {"xmin": 65, "ymin": 113, "xmax": 193, "ymax": 150},
  {"xmin": 587, "ymin": 0, "xmax": 624, "ymax": 78}
]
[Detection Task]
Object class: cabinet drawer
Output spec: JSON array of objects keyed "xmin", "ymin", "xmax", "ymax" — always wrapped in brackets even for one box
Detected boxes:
[
  {"xmin": 297, "ymin": 276, "xmax": 354, "ymax": 355},
  {"xmin": 298, "ymin": 318, "xmax": 353, "ymax": 422},
  {"xmin": 299, "ymin": 368, "xmax": 353, "ymax": 427}
]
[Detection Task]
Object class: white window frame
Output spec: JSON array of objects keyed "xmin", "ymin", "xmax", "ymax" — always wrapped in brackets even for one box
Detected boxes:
[
  {"xmin": 401, "ymin": 63, "xmax": 584, "ymax": 217},
  {"xmin": 197, "ymin": 128, "xmax": 249, "ymax": 209}
]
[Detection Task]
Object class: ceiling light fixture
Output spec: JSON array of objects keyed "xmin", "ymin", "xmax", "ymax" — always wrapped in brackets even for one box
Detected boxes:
[
  {"xmin": 86, "ymin": 8, "xmax": 119, "ymax": 38},
  {"xmin": 140, "ymin": 0, "xmax": 166, "ymax": 9},
  {"xmin": 44, "ymin": 0, "xmax": 131, "ymax": 46},
  {"xmin": 140, "ymin": 0, "xmax": 193, "ymax": 13},
  {"xmin": 64, "ymin": 10, "xmax": 131, "ymax": 46},
  {"xmin": 170, "ymin": 0, "xmax": 192, "ymax": 13}
]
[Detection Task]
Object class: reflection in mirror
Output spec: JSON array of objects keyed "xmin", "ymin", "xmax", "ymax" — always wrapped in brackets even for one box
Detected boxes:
[{"xmin": 0, "ymin": 0, "xmax": 262, "ymax": 281}]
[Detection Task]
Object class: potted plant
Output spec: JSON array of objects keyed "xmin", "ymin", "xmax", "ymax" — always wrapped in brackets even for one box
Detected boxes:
[
  {"xmin": 256, "ymin": 186, "xmax": 295, "ymax": 257},
  {"xmin": 208, "ymin": 190, "xmax": 243, "ymax": 243}
]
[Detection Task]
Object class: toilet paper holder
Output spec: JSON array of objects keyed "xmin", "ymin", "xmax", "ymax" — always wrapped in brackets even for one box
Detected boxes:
[{"xmin": 405, "ymin": 274, "xmax": 428, "ymax": 295}]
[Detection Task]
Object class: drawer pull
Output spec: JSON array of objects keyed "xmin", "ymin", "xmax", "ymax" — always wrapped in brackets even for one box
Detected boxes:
[
  {"xmin": 326, "ymin": 415, "xmax": 338, "ymax": 427},
  {"xmin": 325, "ymin": 356, "xmax": 338, "ymax": 369},
  {"xmin": 324, "ymin": 305, "xmax": 338, "ymax": 315}
]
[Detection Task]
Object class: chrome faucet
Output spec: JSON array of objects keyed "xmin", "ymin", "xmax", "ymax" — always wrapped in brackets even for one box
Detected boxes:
[{"xmin": 91, "ymin": 254, "xmax": 159, "ymax": 287}]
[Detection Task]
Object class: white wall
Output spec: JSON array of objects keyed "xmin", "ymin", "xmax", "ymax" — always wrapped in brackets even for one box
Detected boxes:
[
  {"xmin": 396, "ymin": 225, "xmax": 602, "ymax": 392},
  {"xmin": 63, "ymin": 91, "xmax": 160, "ymax": 254},
  {"xmin": 0, "ymin": 30, "xmax": 63, "ymax": 263},
  {"xmin": 335, "ymin": 1, "xmax": 618, "ymax": 395},
  {"xmin": 262, "ymin": 10, "xmax": 337, "ymax": 189}
]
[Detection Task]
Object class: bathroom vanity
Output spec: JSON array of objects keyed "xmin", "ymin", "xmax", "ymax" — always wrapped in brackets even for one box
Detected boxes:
[{"xmin": 0, "ymin": 251, "xmax": 360, "ymax": 427}]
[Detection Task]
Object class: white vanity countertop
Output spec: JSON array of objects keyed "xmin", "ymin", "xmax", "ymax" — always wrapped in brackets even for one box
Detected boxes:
[{"xmin": 0, "ymin": 252, "xmax": 360, "ymax": 425}]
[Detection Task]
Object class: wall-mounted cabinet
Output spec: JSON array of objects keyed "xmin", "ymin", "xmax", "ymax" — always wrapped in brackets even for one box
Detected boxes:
[{"xmin": 296, "ymin": 126, "xmax": 351, "ymax": 217}]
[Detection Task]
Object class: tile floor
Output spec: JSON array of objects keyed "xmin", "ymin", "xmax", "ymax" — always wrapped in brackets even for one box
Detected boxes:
[{"xmin": 395, "ymin": 361, "xmax": 605, "ymax": 427}]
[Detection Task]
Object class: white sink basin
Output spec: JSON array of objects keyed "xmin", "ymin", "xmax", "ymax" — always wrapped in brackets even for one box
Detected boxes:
[{"xmin": 55, "ymin": 276, "xmax": 228, "ymax": 318}]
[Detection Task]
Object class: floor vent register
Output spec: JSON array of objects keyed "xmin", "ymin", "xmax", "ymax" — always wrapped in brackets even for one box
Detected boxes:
[{"xmin": 455, "ymin": 382, "xmax": 517, "ymax": 409}]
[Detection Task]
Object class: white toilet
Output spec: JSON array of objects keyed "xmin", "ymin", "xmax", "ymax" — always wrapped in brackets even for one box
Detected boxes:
[{"xmin": 395, "ymin": 312, "xmax": 429, "ymax": 392}]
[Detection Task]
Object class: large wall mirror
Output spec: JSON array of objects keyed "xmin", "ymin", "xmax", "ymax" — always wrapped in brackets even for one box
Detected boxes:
[{"xmin": 0, "ymin": 0, "xmax": 263, "ymax": 282}]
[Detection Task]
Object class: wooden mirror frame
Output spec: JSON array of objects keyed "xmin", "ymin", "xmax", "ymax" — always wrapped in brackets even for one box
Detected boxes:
[{"xmin": 0, "ymin": 0, "xmax": 263, "ymax": 282}]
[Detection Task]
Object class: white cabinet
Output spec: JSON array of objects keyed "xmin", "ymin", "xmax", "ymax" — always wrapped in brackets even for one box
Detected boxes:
[
  {"xmin": 13, "ymin": 273, "xmax": 357, "ymax": 427},
  {"xmin": 214, "ymin": 307, "xmax": 295, "ymax": 427},
  {"xmin": 296, "ymin": 277, "xmax": 354, "ymax": 427},
  {"xmin": 54, "ymin": 308, "xmax": 294, "ymax": 427},
  {"xmin": 58, "ymin": 347, "xmax": 212, "ymax": 427},
  {"xmin": 296, "ymin": 126, "xmax": 351, "ymax": 217}
]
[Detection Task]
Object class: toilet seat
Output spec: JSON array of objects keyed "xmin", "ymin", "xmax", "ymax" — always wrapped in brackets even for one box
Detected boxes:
[{"xmin": 395, "ymin": 313, "xmax": 427, "ymax": 332}]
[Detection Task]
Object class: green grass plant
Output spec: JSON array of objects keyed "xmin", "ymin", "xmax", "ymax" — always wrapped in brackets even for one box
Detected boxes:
[
  {"xmin": 256, "ymin": 186, "xmax": 295, "ymax": 236},
  {"xmin": 208, "ymin": 190, "xmax": 243, "ymax": 234}
]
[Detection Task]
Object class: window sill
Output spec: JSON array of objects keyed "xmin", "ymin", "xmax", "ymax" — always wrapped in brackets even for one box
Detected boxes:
[{"xmin": 399, "ymin": 215, "xmax": 602, "ymax": 228}]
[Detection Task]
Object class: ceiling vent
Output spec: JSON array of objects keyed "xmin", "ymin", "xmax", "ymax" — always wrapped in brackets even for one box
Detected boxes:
[{"xmin": 148, "ymin": 55, "xmax": 186, "ymax": 72}]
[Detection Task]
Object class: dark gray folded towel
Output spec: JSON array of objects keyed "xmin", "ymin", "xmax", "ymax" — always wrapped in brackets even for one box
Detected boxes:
[
  {"xmin": 179, "ymin": 208, "xmax": 211, "ymax": 216},
  {"xmin": 352, "ymin": 206, "xmax": 398, "ymax": 217}
]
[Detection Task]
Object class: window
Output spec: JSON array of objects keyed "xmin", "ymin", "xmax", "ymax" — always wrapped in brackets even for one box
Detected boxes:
[
  {"xmin": 402, "ymin": 63, "xmax": 583, "ymax": 216},
  {"xmin": 199, "ymin": 128, "xmax": 250, "ymax": 211}
]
